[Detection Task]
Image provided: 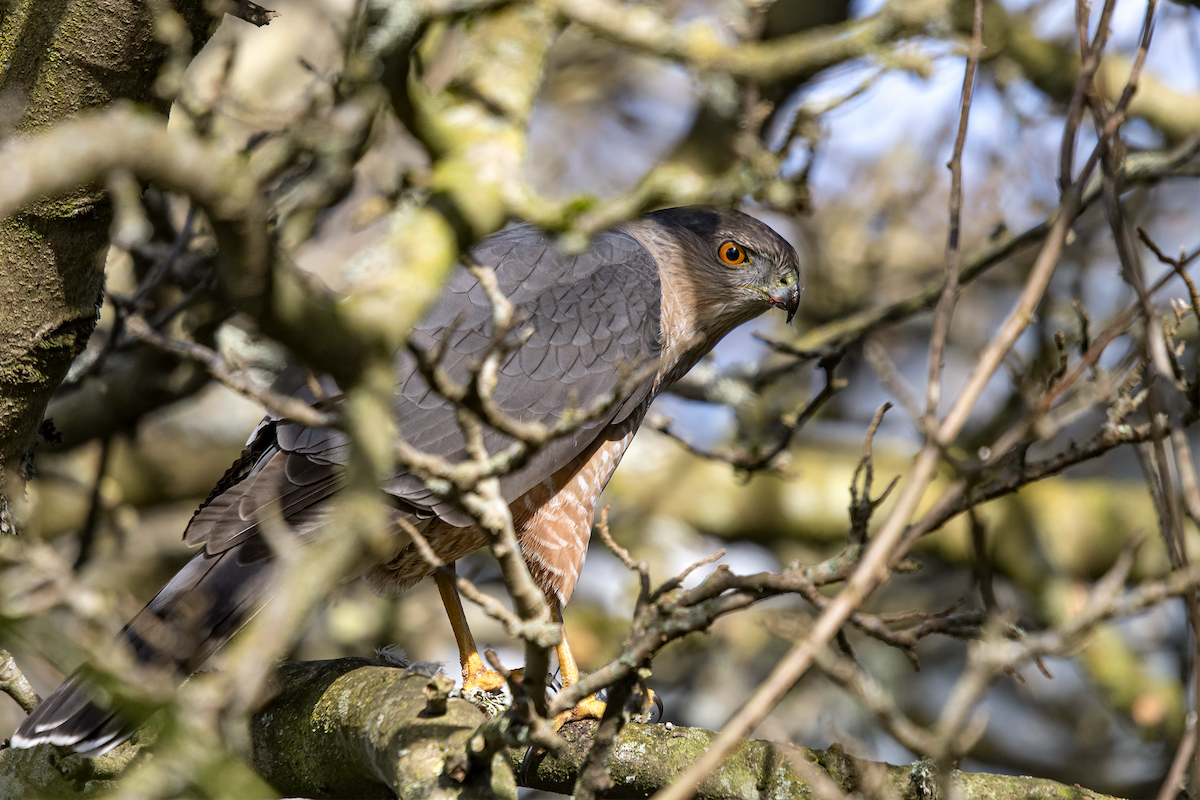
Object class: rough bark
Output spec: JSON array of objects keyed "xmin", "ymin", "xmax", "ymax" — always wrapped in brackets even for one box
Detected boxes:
[
  {"xmin": 0, "ymin": 657, "xmax": 1122, "ymax": 799},
  {"xmin": 247, "ymin": 660, "xmax": 1125, "ymax": 800},
  {"xmin": 0, "ymin": 0, "xmax": 211, "ymax": 513},
  {"xmin": 522, "ymin": 724, "xmax": 1120, "ymax": 800},
  {"xmin": 249, "ymin": 659, "xmax": 517, "ymax": 800}
]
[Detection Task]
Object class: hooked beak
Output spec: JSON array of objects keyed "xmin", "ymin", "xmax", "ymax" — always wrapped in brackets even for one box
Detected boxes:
[{"xmin": 768, "ymin": 275, "xmax": 800, "ymax": 326}]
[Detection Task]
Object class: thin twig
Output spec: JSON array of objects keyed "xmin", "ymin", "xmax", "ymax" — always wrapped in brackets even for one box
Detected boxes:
[
  {"xmin": 124, "ymin": 315, "xmax": 336, "ymax": 429},
  {"xmin": 790, "ymin": 134, "xmax": 1200, "ymax": 357},
  {"xmin": 1059, "ymin": 0, "xmax": 1119, "ymax": 191},
  {"xmin": 848, "ymin": 403, "xmax": 897, "ymax": 546},
  {"xmin": 573, "ymin": 673, "xmax": 637, "ymax": 800},
  {"xmin": 595, "ymin": 506, "xmax": 652, "ymax": 607},
  {"xmin": 73, "ymin": 436, "xmax": 113, "ymax": 569},
  {"xmin": 650, "ymin": 355, "xmax": 842, "ymax": 472},
  {"xmin": 863, "ymin": 339, "xmax": 922, "ymax": 429},
  {"xmin": 807, "ymin": 637, "xmax": 941, "ymax": 757},
  {"xmin": 968, "ymin": 508, "xmax": 997, "ymax": 613},
  {"xmin": 924, "ymin": 0, "xmax": 983, "ymax": 436},
  {"xmin": 0, "ymin": 649, "xmax": 41, "ymax": 714},
  {"xmin": 1157, "ymin": 712, "xmax": 1197, "ymax": 800},
  {"xmin": 647, "ymin": 14, "xmax": 993, "ymax": 799}
]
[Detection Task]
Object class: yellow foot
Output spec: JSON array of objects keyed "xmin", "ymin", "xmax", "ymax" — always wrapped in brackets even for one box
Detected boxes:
[
  {"xmin": 459, "ymin": 656, "xmax": 515, "ymax": 717},
  {"xmin": 553, "ymin": 694, "xmax": 609, "ymax": 728},
  {"xmin": 554, "ymin": 688, "xmax": 662, "ymax": 727},
  {"xmin": 462, "ymin": 651, "xmax": 508, "ymax": 694}
]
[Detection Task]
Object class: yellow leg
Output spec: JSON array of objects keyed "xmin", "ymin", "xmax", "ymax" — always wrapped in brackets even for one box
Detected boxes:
[
  {"xmin": 435, "ymin": 566, "xmax": 506, "ymax": 694},
  {"xmin": 553, "ymin": 610, "xmax": 608, "ymax": 725}
]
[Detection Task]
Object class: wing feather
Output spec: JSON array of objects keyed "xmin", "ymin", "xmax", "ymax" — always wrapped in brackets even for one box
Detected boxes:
[
  {"xmin": 194, "ymin": 223, "xmax": 662, "ymax": 538},
  {"xmin": 380, "ymin": 225, "xmax": 662, "ymax": 525}
]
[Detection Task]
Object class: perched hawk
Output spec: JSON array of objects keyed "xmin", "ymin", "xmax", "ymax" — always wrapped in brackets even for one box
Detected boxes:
[{"xmin": 13, "ymin": 206, "xmax": 801, "ymax": 755}]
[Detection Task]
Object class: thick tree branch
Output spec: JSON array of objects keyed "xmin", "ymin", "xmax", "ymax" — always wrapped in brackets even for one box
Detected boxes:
[
  {"xmin": 0, "ymin": 0, "xmax": 214, "ymax": 490},
  {"xmin": 252, "ymin": 662, "xmax": 1128, "ymax": 800},
  {"xmin": 3, "ymin": 657, "xmax": 1125, "ymax": 800},
  {"xmin": 0, "ymin": 649, "xmax": 40, "ymax": 714},
  {"xmin": 249, "ymin": 659, "xmax": 517, "ymax": 800}
]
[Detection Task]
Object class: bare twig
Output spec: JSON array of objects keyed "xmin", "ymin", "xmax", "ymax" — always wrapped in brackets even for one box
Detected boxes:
[
  {"xmin": 848, "ymin": 403, "xmax": 898, "ymax": 546},
  {"xmin": 1059, "ymin": 0, "xmax": 1119, "ymax": 191},
  {"xmin": 968, "ymin": 508, "xmax": 997, "ymax": 613},
  {"xmin": 1157, "ymin": 712, "xmax": 1197, "ymax": 800},
  {"xmin": 595, "ymin": 506, "xmax": 652, "ymax": 607},
  {"xmin": 807, "ymin": 638, "xmax": 940, "ymax": 757},
  {"xmin": 73, "ymin": 435, "xmax": 113, "ymax": 569},
  {"xmin": 572, "ymin": 672, "xmax": 638, "ymax": 800},
  {"xmin": 648, "ymin": 13, "xmax": 993, "ymax": 798},
  {"xmin": 791, "ymin": 136, "xmax": 1200, "ymax": 357},
  {"xmin": 654, "ymin": 355, "xmax": 843, "ymax": 472},
  {"xmin": 925, "ymin": 0, "xmax": 983, "ymax": 436},
  {"xmin": 863, "ymin": 340, "xmax": 922, "ymax": 429},
  {"xmin": 656, "ymin": 549, "xmax": 726, "ymax": 596},
  {"xmin": 0, "ymin": 649, "xmax": 41, "ymax": 714},
  {"xmin": 124, "ymin": 315, "xmax": 337, "ymax": 429}
]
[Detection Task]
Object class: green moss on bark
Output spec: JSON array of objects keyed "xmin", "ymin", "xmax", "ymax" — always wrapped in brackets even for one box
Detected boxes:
[
  {"xmin": 0, "ymin": 0, "xmax": 211, "ymax": 486},
  {"xmin": 250, "ymin": 658, "xmax": 518, "ymax": 800}
]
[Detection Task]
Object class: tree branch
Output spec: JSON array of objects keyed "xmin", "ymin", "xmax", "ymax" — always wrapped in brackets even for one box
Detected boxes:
[
  {"xmin": 249, "ymin": 659, "xmax": 517, "ymax": 800},
  {"xmin": 551, "ymin": 0, "xmax": 933, "ymax": 85},
  {"xmin": 791, "ymin": 138, "xmax": 1200, "ymax": 356}
]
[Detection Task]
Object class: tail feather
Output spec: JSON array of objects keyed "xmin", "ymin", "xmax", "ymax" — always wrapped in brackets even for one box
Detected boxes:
[
  {"xmin": 11, "ymin": 539, "xmax": 274, "ymax": 756},
  {"xmin": 130, "ymin": 535, "xmax": 275, "ymax": 674},
  {"xmin": 11, "ymin": 672, "xmax": 128, "ymax": 756}
]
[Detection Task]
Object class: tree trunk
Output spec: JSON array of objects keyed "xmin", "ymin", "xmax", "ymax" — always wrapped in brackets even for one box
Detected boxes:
[{"xmin": 0, "ymin": 0, "xmax": 211, "ymax": 524}]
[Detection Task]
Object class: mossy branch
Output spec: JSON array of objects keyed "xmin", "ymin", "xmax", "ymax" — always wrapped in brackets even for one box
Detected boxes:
[
  {"xmin": 2, "ymin": 657, "xmax": 1123, "ymax": 800},
  {"xmin": 0, "ymin": 104, "xmax": 455, "ymax": 390},
  {"xmin": 0, "ymin": 0, "xmax": 214, "ymax": 480},
  {"xmin": 550, "ymin": 0, "xmax": 936, "ymax": 86},
  {"xmin": 248, "ymin": 658, "xmax": 517, "ymax": 800},
  {"xmin": 247, "ymin": 659, "xmax": 1127, "ymax": 800}
]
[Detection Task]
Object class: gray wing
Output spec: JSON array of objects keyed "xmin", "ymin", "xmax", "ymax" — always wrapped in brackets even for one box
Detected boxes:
[
  {"xmin": 385, "ymin": 225, "xmax": 663, "ymax": 526},
  {"xmin": 187, "ymin": 224, "xmax": 662, "ymax": 548}
]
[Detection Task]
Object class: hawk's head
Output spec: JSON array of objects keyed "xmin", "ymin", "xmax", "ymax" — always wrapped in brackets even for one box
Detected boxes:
[{"xmin": 644, "ymin": 206, "xmax": 802, "ymax": 327}]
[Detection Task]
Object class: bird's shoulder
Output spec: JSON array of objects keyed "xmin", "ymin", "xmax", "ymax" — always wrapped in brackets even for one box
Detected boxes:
[
  {"xmin": 387, "ymin": 224, "xmax": 666, "ymax": 523},
  {"xmin": 424, "ymin": 225, "xmax": 661, "ymax": 327}
]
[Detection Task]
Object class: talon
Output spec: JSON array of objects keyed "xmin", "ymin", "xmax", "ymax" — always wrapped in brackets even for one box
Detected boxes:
[
  {"xmin": 640, "ymin": 688, "xmax": 664, "ymax": 723},
  {"xmin": 552, "ymin": 687, "xmax": 661, "ymax": 727}
]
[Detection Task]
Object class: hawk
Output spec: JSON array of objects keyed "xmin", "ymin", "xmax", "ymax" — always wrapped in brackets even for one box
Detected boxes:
[{"xmin": 13, "ymin": 205, "xmax": 801, "ymax": 755}]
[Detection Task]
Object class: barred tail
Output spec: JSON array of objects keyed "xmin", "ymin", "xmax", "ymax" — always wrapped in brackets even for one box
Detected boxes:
[{"xmin": 11, "ymin": 539, "xmax": 272, "ymax": 756}]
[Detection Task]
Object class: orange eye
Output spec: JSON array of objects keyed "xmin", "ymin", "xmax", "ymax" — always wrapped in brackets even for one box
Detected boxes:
[{"xmin": 719, "ymin": 241, "xmax": 747, "ymax": 266}]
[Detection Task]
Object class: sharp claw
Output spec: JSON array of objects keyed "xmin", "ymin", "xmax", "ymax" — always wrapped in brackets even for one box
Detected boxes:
[
  {"xmin": 643, "ymin": 689, "xmax": 665, "ymax": 724},
  {"xmin": 520, "ymin": 745, "xmax": 540, "ymax": 785}
]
